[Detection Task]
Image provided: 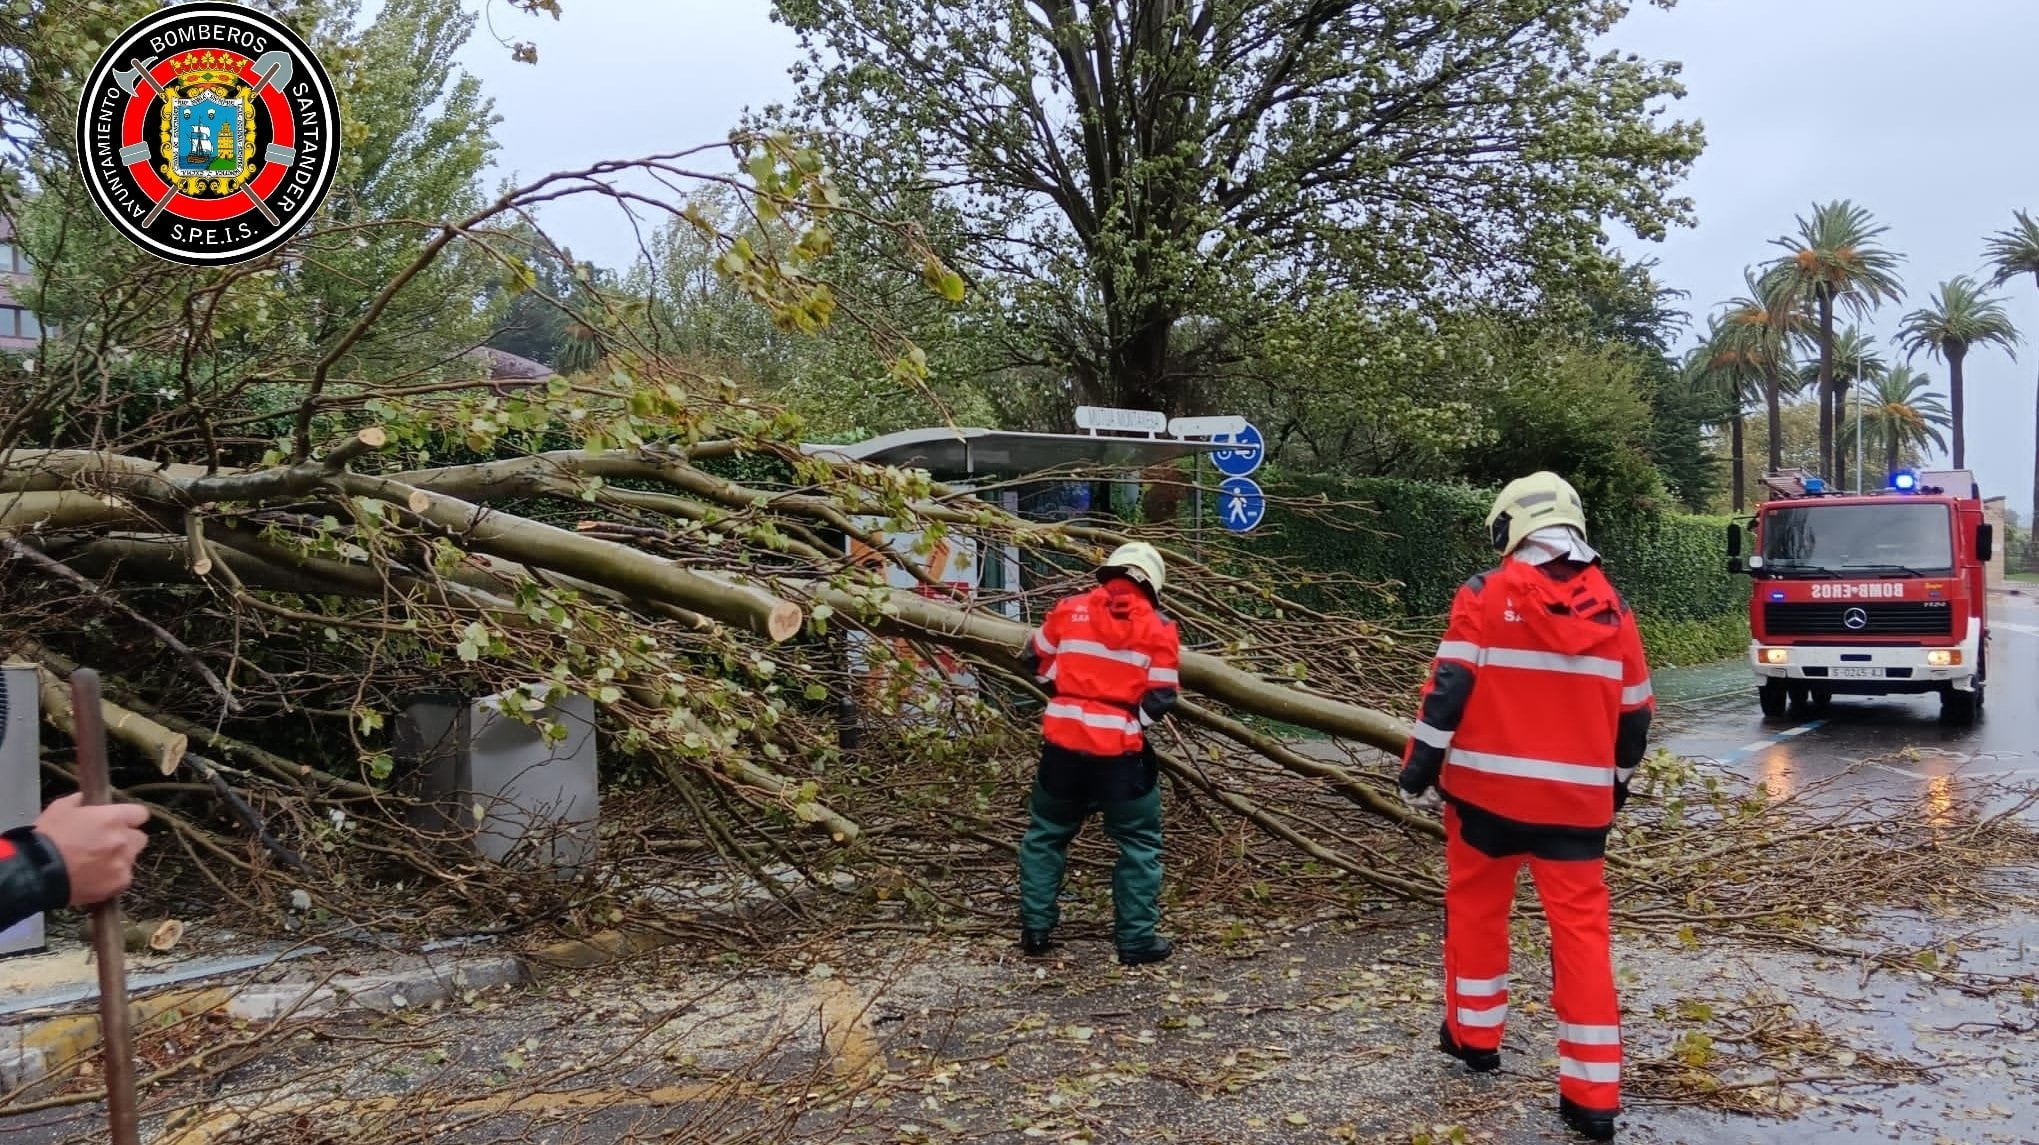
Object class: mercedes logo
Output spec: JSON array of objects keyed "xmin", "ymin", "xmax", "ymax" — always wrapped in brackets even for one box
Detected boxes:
[{"xmin": 1843, "ymin": 607, "xmax": 1869, "ymax": 631}]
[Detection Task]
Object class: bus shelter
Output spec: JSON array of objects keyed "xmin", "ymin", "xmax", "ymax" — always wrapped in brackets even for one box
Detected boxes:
[{"xmin": 801, "ymin": 425, "xmax": 1223, "ymax": 736}]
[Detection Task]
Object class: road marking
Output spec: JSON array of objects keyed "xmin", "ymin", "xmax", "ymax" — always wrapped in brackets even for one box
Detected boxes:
[
  {"xmin": 1996, "ymin": 621, "xmax": 2039, "ymax": 637},
  {"xmin": 1723, "ymin": 720, "xmax": 1826, "ymax": 763}
]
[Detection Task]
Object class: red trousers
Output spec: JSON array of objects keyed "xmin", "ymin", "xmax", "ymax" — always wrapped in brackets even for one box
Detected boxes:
[{"xmin": 1442, "ymin": 807, "xmax": 1622, "ymax": 1112}]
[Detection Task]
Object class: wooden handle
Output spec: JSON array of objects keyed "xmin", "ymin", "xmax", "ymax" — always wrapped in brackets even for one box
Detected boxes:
[{"xmin": 69, "ymin": 668, "xmax": 141, "ymax": 1145}]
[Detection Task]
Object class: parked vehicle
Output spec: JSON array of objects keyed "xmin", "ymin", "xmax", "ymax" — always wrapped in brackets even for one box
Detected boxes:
[{"xmin": 1728, "ymin": 468, "xmax": 1993, "ymax": 725}]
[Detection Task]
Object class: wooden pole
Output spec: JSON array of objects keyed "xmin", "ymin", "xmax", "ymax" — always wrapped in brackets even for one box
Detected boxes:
[{"xmin": 69, "ymin": 668, "xmax": 141, "ymax": 1145}]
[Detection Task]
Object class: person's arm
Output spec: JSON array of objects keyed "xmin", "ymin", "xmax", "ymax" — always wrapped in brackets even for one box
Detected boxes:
[
  {"xmin": 1400, "ymin": 580, "xmax": 1485, "ymax": 797},
  {"xmin": 1136, "ymin": 618, "xmax": 1181, "ymax": 730},
  {"xmin": 0, "ymin": 826, "xmax": 68, "ymax": 933},
  {"xmin": 1019, "ymin": 603, "xmax": 1064, "ymax": 687},
  {"xmin": 0, "ymin": 795, "xmax": 151, "ymax": 932},
  {"xmin": 1614, "ymin": 607, "xmax": 1655, "ymax": 809}
]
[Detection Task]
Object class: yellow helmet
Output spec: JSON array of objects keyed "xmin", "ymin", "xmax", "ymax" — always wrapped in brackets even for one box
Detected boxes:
[
  {"xmin": 1099, "ymin": 541, "xmax": 1167, "ymax": 599},
  {"xmin": 1487, "ymin": 471, "xmax": 1588, "ymax": 555}
]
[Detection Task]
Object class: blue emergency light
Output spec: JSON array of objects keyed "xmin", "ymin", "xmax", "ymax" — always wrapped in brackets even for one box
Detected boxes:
[
  {"xmin": 1803, "ymin": 476, "xmax": 1825, "ymax": 494},
  {"xmin": 1890, "ymin": 468, "xmax": 1918, "ymax": 493}
]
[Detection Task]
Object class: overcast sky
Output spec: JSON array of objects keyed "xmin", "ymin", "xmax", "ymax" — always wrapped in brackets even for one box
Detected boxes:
[{"xmin": 455, "ymin": 0, "xmax": 2039, "ymax": 509}]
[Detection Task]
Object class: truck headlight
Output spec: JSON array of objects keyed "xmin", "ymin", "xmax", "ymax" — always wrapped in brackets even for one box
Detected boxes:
[
  {"xmin": 1759, "ymin": 648, "xmax": 1789, "ymax": 665},
  {"xmin": 1926, "ymin": 650, "xmax": 1962, "ymax": 667}
]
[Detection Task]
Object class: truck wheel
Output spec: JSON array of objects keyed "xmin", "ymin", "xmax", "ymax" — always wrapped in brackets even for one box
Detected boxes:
[
  {"xmin": 1759, "ymin": 682, "xmax": 1789, "ymax": 719},
  {"xmin": 1787, "ymin": 682, "xmax": 1813, "ymax": 714},
  {"xmin": 1810, "ymin": 687, "xmax": 1834, "ymax": 713},
  {"xmin": 1940, "ymin": 686, "xmax": 1978, "ymax": 727}
]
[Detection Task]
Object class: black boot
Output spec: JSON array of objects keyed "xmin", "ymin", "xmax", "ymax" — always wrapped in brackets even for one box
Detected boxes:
[
  {"xmin": 1436, "ymin": 1020, "xmax": 1501, "ymax": 1073},
  {"xmin": 1116, "ymin": 937, "xmax": 1173, "ymax": 966},
  {"xmin": 1020, "ymin": 929, "xmax": 1058, "ymax": 957},
  {"xmin": 1559, "ymin": 1098, "xmax": 1616, "ymax": 1142}
]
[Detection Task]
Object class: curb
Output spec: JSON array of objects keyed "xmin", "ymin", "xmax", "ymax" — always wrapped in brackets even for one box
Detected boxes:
[{"xmin": 0, "ymin": 926, "xmax": 682, "ymax": 1095}]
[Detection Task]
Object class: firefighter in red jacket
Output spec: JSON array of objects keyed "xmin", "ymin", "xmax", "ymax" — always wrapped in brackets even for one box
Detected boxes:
[
  {"xmin": 1398, "ymin": 472, "xmax": 1653, "ymax": 1143},
  {"xmin": 1016, "ymin": 542, "xmax": 1180, "ymax": 967}
]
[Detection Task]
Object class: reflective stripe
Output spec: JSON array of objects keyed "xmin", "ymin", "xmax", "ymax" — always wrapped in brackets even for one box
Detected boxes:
[
  {"xmin": 1483, "ymin": 647, "xmax": 1623, "ymax": 680},
  {"xmin": 1147, "ymin": 667, "xmax": 1179, "ymax": 684},
  {"xmin": 1448, "ymin": 749, "xmax": 1614, "ymax": 787},
  {"xmin": 1138, "ymin": 707, "xmax": 1156, "ymax": 729},
  {"xmin": 1454, "ymin": 974, "xmax": 1508, "ymax": 996},
  {"xmin": 1044, "ymin": 702, "xmax": 1139, "ymax": 735},
  {"xmin": 1032, "ymin": 631, "xmax": 1057, "ymax": 655},
  {"xmin": 1058, "ymin": 639, "xmax": 1151, "ymax": 668},
  {"xmin": 1615, "ymin": 766, "xmax": 1635, "ymax": 785},
  {"xmin": 1411, "ymin": 721, "xmax": 1454, "ymax": 750},
  {"xmin": 1456, "ymin": 1005, "xmax": 1507, "ymax": 1028},
  {"xmin": 1558, "ymin": 1022, "xmax": 1622, "ymax": 1046},
  {"xmin": 1621, "ymin": 680, "xmax": 1654, "ymax": 706},
  {"xmin": 1042, "ymin": 661, "xmax": 1060, "ymax": 683},
  {"xmin": 1559, "ymin": 1057, "xmax": 1621, "ymax": 1084},
  {"xmin": 1435, "ymin": 640, "xmax": 1483, "ymax": 664}
]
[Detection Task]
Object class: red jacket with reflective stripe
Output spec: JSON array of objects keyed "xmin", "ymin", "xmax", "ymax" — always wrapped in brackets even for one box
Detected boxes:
[
  {"xmin": 1399, "ymin": 559, "xmax": 1654, "ymax": 832},
  {"xmin": 1028, "ymin": 580, "xmax": 1181, "ymax": 757}
]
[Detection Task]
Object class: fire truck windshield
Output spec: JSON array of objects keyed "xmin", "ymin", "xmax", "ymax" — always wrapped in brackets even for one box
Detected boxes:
[{"xmin": 1760, "ymin": 502, "xmax": 1954, "ymax": 576}]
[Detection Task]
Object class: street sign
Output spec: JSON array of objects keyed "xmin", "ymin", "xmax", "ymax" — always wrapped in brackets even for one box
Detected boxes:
[
  {"xmin": 1209, "ymin": 422, "xmax": 1264, "ymax": 478},
  {"xmin": 1074, "ymin": 405, "xmax": 1167, "ymax": 435},
  {"xmin": 1167, "ymin": 414, "xmax": 1247, "ymax": 439},
  {"xmin": 1218, "ymin": 476, "xmax": 1266, "ymax": 533}
]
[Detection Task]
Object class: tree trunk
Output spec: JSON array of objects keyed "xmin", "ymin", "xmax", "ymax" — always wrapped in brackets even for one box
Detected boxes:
[
  {"xmin": 1950, "ymin": 346, "xmax": 1968, "ymax": 469},
  {"xmin": 2030, "ymin": 347, "xmax": 2039, "ymax": 568},
  {"xmin": 1833, "ymin": 380, "xmax": 1849, "ymax": 491},
  {"xmin": 1764, "ymin": 373, "xmax": 1785, "ymax": 474},
  {"xmin": 1730, "ymin": 413, "xmax": 1746, "ymax": 512},
  {"xmin": 1817, "ymin": 293, "xmax": 1836, "ymax": 476},
  {"xmin": 1886, "ymin": 427, "xmax": 1900, "ymax": 482}
]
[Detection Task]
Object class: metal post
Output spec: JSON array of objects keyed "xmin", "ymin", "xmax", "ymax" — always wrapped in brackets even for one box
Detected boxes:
[
  {"xmin": 1193, "ymin": 451, "xmax": 1204, "ymax": 561},
  {"xmin": 1854, "ymin": 372, "xmax": 1865, "ymax": 493}
]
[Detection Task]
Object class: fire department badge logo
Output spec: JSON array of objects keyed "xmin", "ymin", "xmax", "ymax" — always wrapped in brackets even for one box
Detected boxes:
[{"xmin": 74, "ymin": 4, "xmax": 339, "ymax": 266}]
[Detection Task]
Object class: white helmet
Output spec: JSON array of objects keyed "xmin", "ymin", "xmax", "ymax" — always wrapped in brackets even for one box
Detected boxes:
[
  {"xmin": 1487, "ymin": 471, "xmax": 1588, "ymax": 555},
  {"xmin": 1099, "ymin": 541, "xmax": 1166, "ymax": 599}
]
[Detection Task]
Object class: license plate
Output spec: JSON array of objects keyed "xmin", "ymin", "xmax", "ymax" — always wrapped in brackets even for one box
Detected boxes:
[{"xmin": 1831, "ymin": 667, "xmax": 1883, "ymax": 679}]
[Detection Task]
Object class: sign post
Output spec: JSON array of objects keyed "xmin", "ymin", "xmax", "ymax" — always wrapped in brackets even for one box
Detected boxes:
[{"xmin": 1166, "ymin": 415, "xmax": 1251, "ymax": 558}]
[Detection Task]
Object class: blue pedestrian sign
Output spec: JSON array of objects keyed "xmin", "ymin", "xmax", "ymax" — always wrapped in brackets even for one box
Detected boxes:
[
  {"xmin": 1208, "ymin": 422, "xmax": 1264, "ymax": 478},
  {"xmin": 1218, "ymin": 477, "xmax": 1266, "ymax": 533}
]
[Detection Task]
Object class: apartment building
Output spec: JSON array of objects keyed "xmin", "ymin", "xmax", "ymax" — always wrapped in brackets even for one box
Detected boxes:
[{"xmin": 0, "ymin": 214, "xmax": 43, "ymax": 352}]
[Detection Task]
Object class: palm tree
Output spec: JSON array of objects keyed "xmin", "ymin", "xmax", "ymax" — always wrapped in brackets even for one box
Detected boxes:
[
  {"xmin": 1896, "ymin": 276, "xmax": 2020, "ymax": 468},
  {"xmin": 1762, "ymin": 201, "xmax": 1906, "ymax": 478},
  {"xmin": 1686, "ymin": 310, "xmax": 1789, "ymax": 511},
  {"xmin": 1846, "ymin": 364, "xmax": 1950, "ymax": 483},
  {"xmin": 1984, "ymin": 209, "xmax": 2039, "ymax": 555},
  {"xmin": 1718, "ymin": 269, "xmax": 1806, "ymax": 478},
  {"xmin": 1795, "ymin": 326, "xmax": 1886, "ymax": 490}
]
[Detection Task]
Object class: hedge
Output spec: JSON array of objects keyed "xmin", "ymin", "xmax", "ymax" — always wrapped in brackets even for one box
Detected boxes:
[{"xmin": 1232, "ymin": 472, "xmax": 1745, "ymax": 642}]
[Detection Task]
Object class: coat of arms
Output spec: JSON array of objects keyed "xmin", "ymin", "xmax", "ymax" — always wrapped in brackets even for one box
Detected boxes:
[{"xmin": 158, "ymin": 55, "xmax": 257, "ymax": 195}]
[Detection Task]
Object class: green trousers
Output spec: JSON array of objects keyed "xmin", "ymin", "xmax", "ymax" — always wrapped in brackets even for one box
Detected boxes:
[{"xmin": 1017, "ymin": 778, "xmax": 1164, "ymax": 950}]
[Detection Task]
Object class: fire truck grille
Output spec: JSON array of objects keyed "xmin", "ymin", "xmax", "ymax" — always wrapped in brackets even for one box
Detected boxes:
[{"xmin": 1762, "ymin": 602, "xmax": 1955, "ymax": 637}]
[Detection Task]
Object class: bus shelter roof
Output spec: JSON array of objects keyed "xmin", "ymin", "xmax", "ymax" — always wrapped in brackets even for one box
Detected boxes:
[{"xmin": 801, "ymin": 426, "xmax": 1221, "ymax": 481}]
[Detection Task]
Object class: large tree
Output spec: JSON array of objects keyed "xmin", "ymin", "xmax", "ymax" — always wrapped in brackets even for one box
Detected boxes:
[
  {"xmin": 1794, "ymin": 326, "xmax": 1884, "ymax": 491},
  {"xmin": 1683, "ymin": 315, "xmax": 1768, "ymax": 512},
  {"xmin": 1761, "ymin": 201, "xmax": 1905, "ymax": 479},
  {"xmin": 1846, "ymin": 364, "xmax": 1949, "ymax": 485},
  {"xmin": 1984, "ymin": 210, "xmax": 2039, "ymax": 548},
  {"xmin": 767, "ymin": 0, "xmax": 1703, "ymax": 420},
  {"xmin": 1897, "ymin": 276, "xmax": 2020, "ymax": 469},
  {"xmin": 1717, "ymin": 269, "xmax": 1805, "ymax": 477}
]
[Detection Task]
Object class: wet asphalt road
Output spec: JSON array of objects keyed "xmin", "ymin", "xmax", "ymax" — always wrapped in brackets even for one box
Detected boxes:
[{"xmin": 1656, "ymin": 590, "xmax": 2039, "ymax": 811}]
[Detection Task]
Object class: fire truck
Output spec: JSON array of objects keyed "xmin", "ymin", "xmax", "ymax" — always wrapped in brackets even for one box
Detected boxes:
[{"xmin": 1728, "ymin": 468, "xmax": 1994, "ymax": 725}]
